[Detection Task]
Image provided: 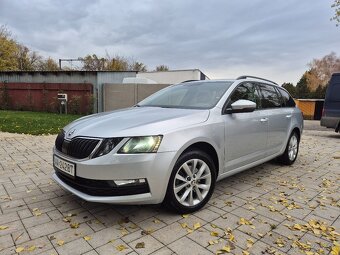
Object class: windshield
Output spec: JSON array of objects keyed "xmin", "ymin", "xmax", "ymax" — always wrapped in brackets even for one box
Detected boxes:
[{"xmin": 138, "ymin": 81, "xmax": 233, "ymax": 109}]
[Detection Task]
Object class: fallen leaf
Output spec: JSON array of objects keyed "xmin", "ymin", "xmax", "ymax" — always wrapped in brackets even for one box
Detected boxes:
[
  {"xmin": 293, "ymin": 224, "xmax": 302, "ymax": 230},
  {"xmin": 257, "ymin": 233, "xmax": 264, "ymax": 237},
  {"xmin": 193, "ymin": 222, "xmax": 201, "ymax": 230},
  {"xmin": 70, "ymin": 223, "xmax": 79, "ymax": 229},
  {"xmin": 0, "ymin": 225, "xmax": 8, "ymax": 230},
  {"xmin": 27, "ymin": 245, "xmax": 36, "ymax": 251},
  {"xmin": 121, "ymin": 229, "xmax": 128, "ymax": 236},
  {"xmin": 15, "ymin": 247, "xmax": 25, "ymax": 253},
  {"xmin": 275, "ymin": 237, "xmax": 286, "ymax": 248},
  {"xmin": 116, "ymin": 244, "xmax": 127, "ymax": 251},
  {"xmin": 141, "ymin": 229, "xmax": 153, "ymax": 235},
  {"xmin": 153, "ymin": 219, "xmax": 160, "ymax": 224},
  {"xmin": 135, "ymin": 242, "xmax": 145, "ymax": 249},
  {"xmin": 129, "ymin": 224, "xmax": 138, "ymax": 229},
  {"xmin": 208, "ymin": 240, "xmax": 218, "ymax": 245},
  {"xmin": 83, "ymin": 236, "xmax": 91, "ymax": 241},
  {"xmin": 224, "ymin": 201, "xmax": 234, "ymax": 207},
  {"xmin": 331, "ymin": 242, "xmax": 340, "ymax": 255},
  {"xmin": 228, "ymin": 233, "xmax": 235, "ymax": 242},
  {"xmin": 34, "ymin": 211, "xmax": 42, "ymax": 216},
  {"xmin": 246, "ymin": 238, "xmax": 254, "ymax": 248},
  {"xmin": 210, "ymin": 231, "xmax": 219, "ymax": 237},
  {"xmin": 221, "ymin": 245, "xmax": 231, "ymax": 252},
  {"xmin": 56, "ymin": 240, "xmax": 65, "ymax": 246},
  {"xmin": 239, "ymin": 218, "xmax": 252, "ymax": 225},
  {"xmin": 180, "ymin": 223, "xmax": 188, "ymax": 229},
  {"xmin": 182, "ymin": 214, "xmax": 189, "ymax": 218}
]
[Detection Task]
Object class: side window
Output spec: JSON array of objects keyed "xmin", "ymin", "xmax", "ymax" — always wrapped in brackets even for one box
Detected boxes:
[
  {"xmin": 229, "ymin": 82, "xmax": 261, "ymax": 109},
  {"xmin": 278, "ymin": 88, "xmax": 296, "ymax": 107},
  {"xmin": 257, "ymin": 84, "xmax": 281, "ymax": 108}
]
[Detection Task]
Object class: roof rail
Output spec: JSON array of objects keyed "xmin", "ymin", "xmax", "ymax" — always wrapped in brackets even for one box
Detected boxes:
[
  {"xmin": 236, "ymin": 75, "xmax": 278, "ymax": 85},
  {"xmin": 181, "ymin": 80, "xmax": 199, "ymax": 83}
]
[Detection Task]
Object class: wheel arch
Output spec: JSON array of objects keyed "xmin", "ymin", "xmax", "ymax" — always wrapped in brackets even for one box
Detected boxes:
[
  {"xmin": 178, "ymin": 141, "xmax": 220, "ymax": 178},
  {"xmin": 291, "ymin": 126, "xmax": 301, "ymax": 141}
]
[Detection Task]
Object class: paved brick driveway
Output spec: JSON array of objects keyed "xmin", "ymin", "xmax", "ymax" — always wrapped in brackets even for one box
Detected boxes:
[{"xmin": 0, "ymin": 130, "xmax": 339, "ymax": 255}]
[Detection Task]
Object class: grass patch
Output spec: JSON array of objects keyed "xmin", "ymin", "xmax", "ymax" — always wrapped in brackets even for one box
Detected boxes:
[{"xmin": 0, "ymin": 110, "xmax": 83, "ymax": 135}]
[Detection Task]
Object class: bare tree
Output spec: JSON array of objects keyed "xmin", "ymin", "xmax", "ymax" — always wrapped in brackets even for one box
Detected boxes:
[
  {"xmin": 129, "ymin": 61, "xmax": 147, "ymax": 72},
  {"xmin": 306, "ymin": 52, "xmax": 340, "ymax": 90},
  {"xmin": 155, "ymin": 65, "xmax": 169, "ymax": 71}
]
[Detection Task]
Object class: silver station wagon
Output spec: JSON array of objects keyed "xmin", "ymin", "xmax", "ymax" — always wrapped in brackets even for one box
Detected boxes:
[{"xmin": 53, "ymin": 76, "xmax": 303, "ymax": 213}]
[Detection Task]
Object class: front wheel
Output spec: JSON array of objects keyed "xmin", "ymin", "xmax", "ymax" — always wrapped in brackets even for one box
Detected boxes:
[
  {"xmin": 278, "ymin": 131, "xmax": 300, "ymax": 165},
  {"xmin": 164, "ymin": 150, "xmax": 216, "ymax": 214}
]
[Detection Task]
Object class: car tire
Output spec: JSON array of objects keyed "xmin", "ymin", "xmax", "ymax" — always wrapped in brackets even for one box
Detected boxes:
[
  {"xmin": 164, "ymin": 149, "xmax": 216, "ymax": 214},
  {"xmin": 278, "ymin": 131, "xmax": 300, "ymax": 165}
]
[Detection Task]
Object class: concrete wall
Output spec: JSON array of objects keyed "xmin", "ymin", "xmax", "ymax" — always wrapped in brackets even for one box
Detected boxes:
[
  {"xmin": 97, "ymin": 72, "xmax": 136, "ymax": 112},
  {"xmin": 103, "ymin": 83, "xmax": 169, "ymax": 111}
]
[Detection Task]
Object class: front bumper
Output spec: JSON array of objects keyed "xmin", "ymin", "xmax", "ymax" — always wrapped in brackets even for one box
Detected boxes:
[{"xmin": 52, "ymin": 148, "xmax": 177, "ymax": 204}]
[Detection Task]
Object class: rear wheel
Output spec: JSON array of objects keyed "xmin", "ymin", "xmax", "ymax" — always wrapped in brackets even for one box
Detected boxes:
[
  {"xmin": 164, "ymin": 150, "xmax": 216, "ymax": 213},
  {"xmin": 278, "ymin": 131, "xmax": 300, "ymax": 165}
]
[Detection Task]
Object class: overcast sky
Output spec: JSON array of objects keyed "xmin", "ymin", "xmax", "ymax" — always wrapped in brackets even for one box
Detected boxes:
[{"xmin": 0, "ymin": 0, "xmax": 339, "ymax": 84}]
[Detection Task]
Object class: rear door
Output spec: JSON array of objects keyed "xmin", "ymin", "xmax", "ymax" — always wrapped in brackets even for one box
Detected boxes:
[
  {"xmin": 223, "ymin": 82, "xmax": 268, "ymax": 171},
  {"xmin": 257, "ymin": 83, "xmax": 291, "ymax": 155}
]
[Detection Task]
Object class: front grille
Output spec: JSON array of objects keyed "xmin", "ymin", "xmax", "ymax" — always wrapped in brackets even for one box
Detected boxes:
[
  {"xmin": 55, "ymin": 131, "xmax": 64, "ymax": 152},
  {"xmin": 56, "ymin": 171, "xmax": 150, "ymax": 196},
  {"xmin": 55, "ymin": 131, "xmax": 100, "ymax": 159}
]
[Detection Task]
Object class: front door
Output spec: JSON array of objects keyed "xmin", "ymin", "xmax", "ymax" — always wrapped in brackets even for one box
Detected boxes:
[{"xmin": 223, "ymin": 82, "xmax": 268, "ymax": 171}]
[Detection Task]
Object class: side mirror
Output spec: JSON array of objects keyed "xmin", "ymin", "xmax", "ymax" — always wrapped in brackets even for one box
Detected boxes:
[{"xmin": 226, "ymin": 99, "xmax": 256, "ymax": 114}]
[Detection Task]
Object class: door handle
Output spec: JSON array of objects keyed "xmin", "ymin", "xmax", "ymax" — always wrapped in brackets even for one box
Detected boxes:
[
  {"xmin": 260, "ymin": 118, "xmax": 268, "ymax": 122},
  {"xmin": 286, "ymin": 115, "xmax": 292, "ymax": 118}
]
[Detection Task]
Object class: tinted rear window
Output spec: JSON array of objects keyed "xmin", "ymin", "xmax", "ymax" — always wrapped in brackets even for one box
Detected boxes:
[
  {"xmin": 257, "ymin": 84, "xmax": 281, "ymax": 108},
  {"xmin": 278, "ymin": 88, "xmax": 296, "ymax": 107}
]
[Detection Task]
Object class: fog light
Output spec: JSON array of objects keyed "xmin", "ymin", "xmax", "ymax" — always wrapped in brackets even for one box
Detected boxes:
[{"xmin": 114, "ymin": 178, "xmax": 146, "ymax": 186}]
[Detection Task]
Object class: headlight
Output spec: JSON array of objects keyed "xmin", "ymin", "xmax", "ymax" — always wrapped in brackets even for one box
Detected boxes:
[
  {"xmin": 93, "ymin": 138, "xmax": 123, "ymax": 158},
  {"xmin": 118, "ymin": 136, "xmax": 162, "ymax": 154}
]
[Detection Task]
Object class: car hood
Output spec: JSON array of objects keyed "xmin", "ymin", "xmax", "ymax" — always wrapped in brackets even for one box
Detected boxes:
[{"xmin": 63, "ymin": 107, "xmax": 210, "ymax": 138}]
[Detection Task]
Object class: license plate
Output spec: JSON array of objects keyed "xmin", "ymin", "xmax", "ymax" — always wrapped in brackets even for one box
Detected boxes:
[{"xmin": 54, "ymin": 155, "xmax": 75, "ymax": 176}]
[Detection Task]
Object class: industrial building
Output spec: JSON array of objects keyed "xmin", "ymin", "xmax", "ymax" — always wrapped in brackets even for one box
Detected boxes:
[{"xmin": 0, "ymin": 69, "xmax": 208, "ymax": 113}]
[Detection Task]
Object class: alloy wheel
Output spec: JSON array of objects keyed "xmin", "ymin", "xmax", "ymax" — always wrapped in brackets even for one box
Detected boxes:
[
  {"xmin": 173, "ymin": 159, "xmax": 212, "ymax": 207},
  {"xmin": 288, "ymin": 135, "xmax": 298, "ymax": 161}
]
